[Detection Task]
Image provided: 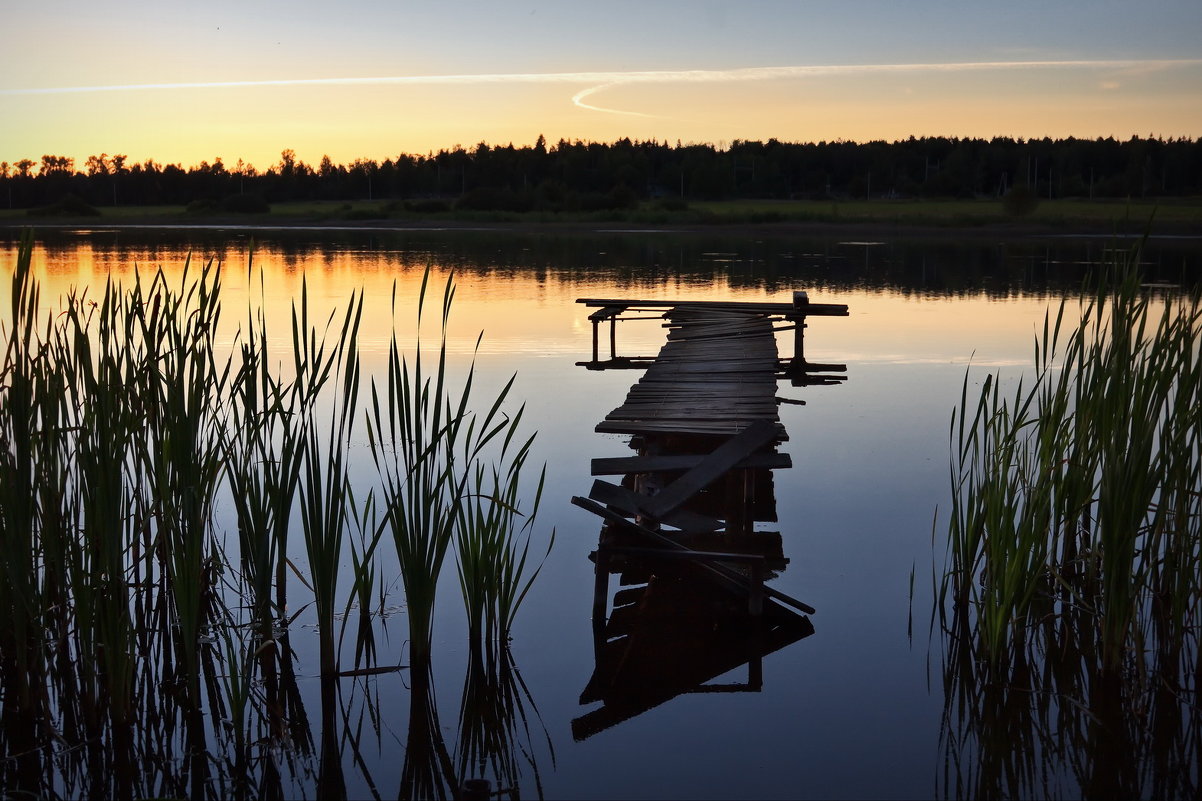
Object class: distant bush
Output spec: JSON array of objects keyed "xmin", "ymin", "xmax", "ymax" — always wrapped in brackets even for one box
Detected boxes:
[
  {"xmin": 568, "ymin": 192, "xmax": 623, "ymax": 213},
  {"xmin": 608, "ymin": 184, "xmax": 638, "ymax": 210},
  {"xmin": 656, "ymin": 196, "xmax": 690, "ymax": 212},
  {"xmin": 27, "ymin": 194, "xmax": 101, "ymax": 217},
  {"xmin": 185, "ymin": 198, "xmax": 219, "ymax": 214},
  {"xmin": 342, "ymin": 207, "xmax": 386, "ymax": 221},
  {"xmin": 534, "ymin": 180, "xmax": 568, "ymax": 210},
  {"xmin": 455, "ymin": 187, "xmax": 534, "ymax": 213},
  {"xmin": 747, "ymin": 210, "xmax": 787, "ymax": 223},
  {"xmin": 220, "ymin": 193, "xmax": 270, "ymax": 214},
  {"xmin": 1003, "ymin": 185, "xmax": 1039, "ymax": 217},
  {"xmin": 403, "ymin": 199, "xmax": 451, "ymax": 214}
]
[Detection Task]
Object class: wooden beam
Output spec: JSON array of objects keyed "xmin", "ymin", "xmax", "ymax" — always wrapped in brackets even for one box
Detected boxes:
[
  {"xmin": 601, "ymin": 545, "xmax": 767, "ymax": 564},
  {"xmin": 591, "ymin": 451, "xmax": 791, "ymax": 476},
  {"xmin": 588, "ymin": 479, "xmax": 723, "ymax": 533},
  {"xmin": 642, "ymin": 419, "xmax": 780, "ymax": 520},
  {"xmin": 572, "ymin": 496, "xmax": 816, "ymax": 615},
  {"xmin": 578, "ymin": 298, "xmax": 849, "ymax": 316}
]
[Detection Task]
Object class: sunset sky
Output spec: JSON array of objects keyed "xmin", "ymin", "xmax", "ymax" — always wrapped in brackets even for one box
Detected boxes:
[{"xmin": 3, "ymin": 0, "xmax": 1200, "ymax": 171}]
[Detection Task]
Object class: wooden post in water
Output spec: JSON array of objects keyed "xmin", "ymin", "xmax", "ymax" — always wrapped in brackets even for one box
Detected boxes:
[
  {"xmin": 792, "ymin": 290, "xmax": 809, "ymax": 364},
  {"xmin": 748, "ymin": 561, "xmax": 764, "ymax": 617},
  {"xmin": 592, "ymin": 547, "xmax": 610, "ymax": 629}
]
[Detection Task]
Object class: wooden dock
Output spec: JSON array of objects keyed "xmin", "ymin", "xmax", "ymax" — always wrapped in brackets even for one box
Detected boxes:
[
  {"xmin": 567, "ymin": 292, "xmax": 851, "ymax": 731},
  {"xmin": 570, "ymin": 293, "xmax": 848, "ymax": 734},
  {"xmin": 596, "ymin": 306, "xmax": 783, "ymax": 437},
  {"xmin": 578, "ymin": 292, "xmax": 849, "ymax": 389},
  {"xmin": 571, "ymin": 291, "xmax": 847, "ymax": 609}
]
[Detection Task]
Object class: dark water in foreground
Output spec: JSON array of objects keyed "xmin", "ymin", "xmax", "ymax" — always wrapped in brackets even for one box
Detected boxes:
[{"xmin": 2, "ymin": 228, "xmax": 1199, "ymax": 799}]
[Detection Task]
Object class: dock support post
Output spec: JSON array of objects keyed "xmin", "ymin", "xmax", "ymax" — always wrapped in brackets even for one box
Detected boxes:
[
  {"xmin": 592, "ymin": 548, "xmax": 610, "ymax": 628},
  {"xmin": 792, "ymin": 290, "xmax": 809, "ymax": 366},
  {"xmin": 748, "ymin": 561, "xmax": 764, "ymax": 618},
  {"xmin": 591, "ymin": 319, "xmax": 599, "ymax": 363},
  {"xmin": 609, "ymin": 315, "xmax": 617, "ymax": 359},
  {"xmin": 749, "ymin": 654, "xmax": 763, "ymax": 691}
]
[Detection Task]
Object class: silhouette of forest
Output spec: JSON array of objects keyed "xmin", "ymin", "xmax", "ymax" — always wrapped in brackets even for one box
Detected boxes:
[{"xmin": 3, "ymin": 135, "xmax": 1199, "ymax": 214}]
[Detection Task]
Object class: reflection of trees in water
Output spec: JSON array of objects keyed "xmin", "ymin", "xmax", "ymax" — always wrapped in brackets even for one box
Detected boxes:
[{"xmin": 22, "ymin": 229, "xmax": 1202, "ymax": 300}]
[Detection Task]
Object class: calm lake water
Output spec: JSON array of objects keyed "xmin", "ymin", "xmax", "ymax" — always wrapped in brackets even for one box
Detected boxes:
[{"xmin": 3, "ymin": 227, "xmax": 1199, "ymax": 800}]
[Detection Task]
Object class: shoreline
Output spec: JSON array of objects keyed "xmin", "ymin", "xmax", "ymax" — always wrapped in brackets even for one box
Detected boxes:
[{"xmin": 4, "ymin": 216, "xmax": 1200, "ymax": 241}]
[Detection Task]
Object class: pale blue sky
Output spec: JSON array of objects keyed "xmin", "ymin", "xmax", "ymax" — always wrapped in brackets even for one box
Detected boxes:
[{"xmin": 3, "ymin": 1, "xmax": 1200, "ymax": 168}]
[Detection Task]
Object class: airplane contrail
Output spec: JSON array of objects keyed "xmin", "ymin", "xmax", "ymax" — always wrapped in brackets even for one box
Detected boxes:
[
  {"xmin": 571, "ymin": 84, "xmax": 661, "ymax": 118},
  {"xmin": 3, "ymin": 59, "xmax": 1198, "ymax": 116}
]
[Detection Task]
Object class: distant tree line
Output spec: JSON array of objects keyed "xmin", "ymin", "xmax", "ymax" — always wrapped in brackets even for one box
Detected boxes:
[{"xmin": 3, "ymin": 134, "xmax": 1200, "ymax": 213}]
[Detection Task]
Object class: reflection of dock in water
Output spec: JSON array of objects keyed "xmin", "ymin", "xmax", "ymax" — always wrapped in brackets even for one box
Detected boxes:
[{"xmin": 571, "ymin": 293, "xmax": 847, "ymax": 740}]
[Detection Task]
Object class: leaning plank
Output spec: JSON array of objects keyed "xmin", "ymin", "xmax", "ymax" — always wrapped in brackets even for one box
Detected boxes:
[
  {"xmin": 572, "ymin": 495, "xmax": 816, "ymax": 615},
  {"xmin": 588, "ymin": 479, "xmax": 723, "ymax": 533},
  {"xmin": 641, "ymin": 419, "xmax": 781, "ymax": 520}
]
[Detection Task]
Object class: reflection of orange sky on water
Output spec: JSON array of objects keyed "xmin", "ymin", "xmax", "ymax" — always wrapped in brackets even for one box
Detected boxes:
[{"xmin": 5, "ymin": 241, "xmax": 1061, "ymax": 373}]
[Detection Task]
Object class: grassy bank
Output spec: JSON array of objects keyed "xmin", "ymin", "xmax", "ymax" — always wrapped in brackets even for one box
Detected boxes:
[{"xmin": 4, "ymin": 196, "xmax": 1201, "ymax": 233}]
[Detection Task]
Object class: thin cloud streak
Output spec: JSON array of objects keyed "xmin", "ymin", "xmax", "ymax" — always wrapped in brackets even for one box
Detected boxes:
[
  {"xmin": 571, "ymin": 84, "xmax": 660, "ymax": 118},
  {"xmin": 4, "ymin": 59, "xmax": 1199, "ymax": 97}
]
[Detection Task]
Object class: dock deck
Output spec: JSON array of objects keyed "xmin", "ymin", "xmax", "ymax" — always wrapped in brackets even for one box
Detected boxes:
[
  {"xmin": 578, "ymin": 293, "xmax": 848, "ymax": 436},
  {"xmin": 597, "ymin": 306, "xmax": 782, "ymax": 437}
]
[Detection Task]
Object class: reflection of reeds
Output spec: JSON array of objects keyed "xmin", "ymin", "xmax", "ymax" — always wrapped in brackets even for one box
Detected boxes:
[
  {"xmin": 939, "ymin": 242, "xmax": 1201, "ymax": 798},
  {"xmin": 455, "ymin": 641, "xmax": 553, "ymax": 798}
]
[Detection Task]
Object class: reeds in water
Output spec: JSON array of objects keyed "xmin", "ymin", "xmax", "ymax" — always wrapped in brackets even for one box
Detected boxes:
[
  {"xmin": 367, "ymin": 270, "xmax": 552, "ymax": 664},
  {"xmin": 0, "ymin": 233, "xmax": 551, "ymax": 798},
  {"xmin": 939, "ymin": 242, "xmax": 1201, "ymax": 798}
]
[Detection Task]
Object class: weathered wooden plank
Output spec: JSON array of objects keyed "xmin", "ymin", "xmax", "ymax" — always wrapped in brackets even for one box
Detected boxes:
[
  {"xmin": 619, "ymin": 412, "xmax": 780, "ymax": 420},
  {"xmin": 578, "ymin": 298, "xmax": 849, "ymax": 316},
  {"xmin": 591, "ymin": 451, "xmax": 792, "ymax": 476},
  {"xmin": 588, "ymin": 305, "xmax": 626, "ymax": 321},
  {"xmin": 587, "ymin": 479, "xmax": 723, "ymax": 533},
  {"xmin": 612, "ymin": 399, "xmax": 779, "ymax": 410},
  {"xmin": 592, "ymin": 301, "xmax": 792, "ymax": 436},
  {"xmin": 603, "ymin": 545, "xmax": 767, "ymax": 564},
  {"xmin": 612, "ymin": 397, "xmax": 779, "ymax": 407},
  {"xmin": 571, "ymin": 495, "xmax": 817, "ymax": 615},
  {"xmin": 596, "ymin": 420, "xmax": 788, "ymax": 437},
  {"xmin": 642, "ymin": 420, "xmax": 780, "ymax": 519},
  {"xmin": 607, "ymin": 399, "xmax": 774, "ymax": 412}
]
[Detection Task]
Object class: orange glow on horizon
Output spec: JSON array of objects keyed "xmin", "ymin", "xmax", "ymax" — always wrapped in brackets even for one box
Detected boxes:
[{"xmin": 3, "ymin": 61, "xmax": 1199, "ymax": 170}]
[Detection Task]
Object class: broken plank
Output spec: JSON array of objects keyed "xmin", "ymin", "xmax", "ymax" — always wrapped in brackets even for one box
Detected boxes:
[
  {"xmin": 571, "ymin": 495, "xmax": 816, "ymax": 615},
  {"xmin": 588, "ymin": 479, "xmax": 723, "ymax": 533},
  {"xmin": 641, "ymin": 419, "xmax": 781, "ymax": 519}
]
